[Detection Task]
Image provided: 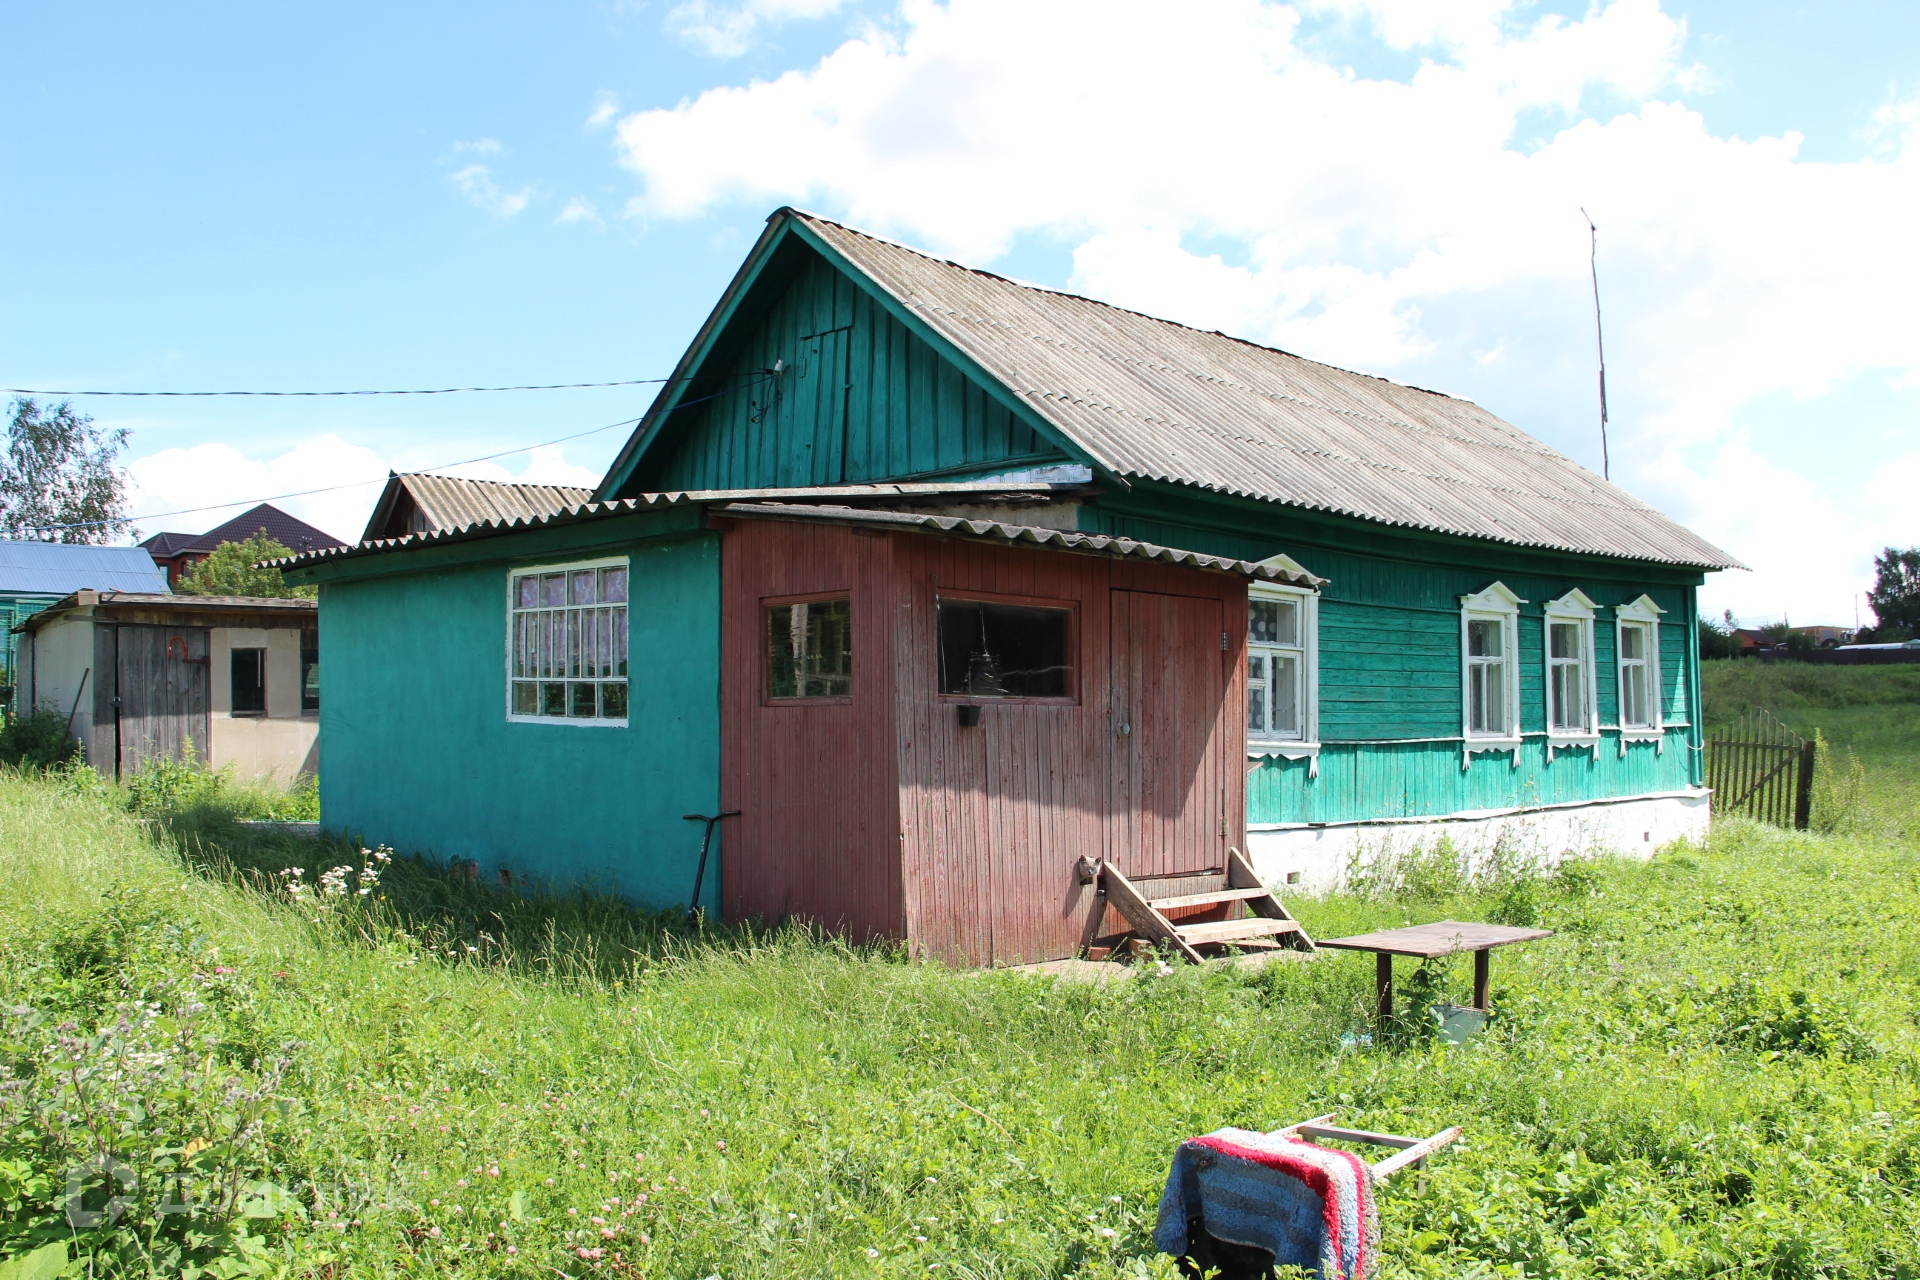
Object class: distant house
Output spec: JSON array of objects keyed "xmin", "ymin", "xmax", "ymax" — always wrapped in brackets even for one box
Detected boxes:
[
  {"xmin": 0, "ymin": 540, "xmax": 169, "ymax": 716},
  {"xmin": 15, "ymin": 591, "xmax": 318, "ymax": 781},
  {"xmin": 360, "ymin": 473, "xmax": 593, "ymax": 541},
  {"xmin": 282, "ymin": 208, "xmax": 1741, "ymax": 966},
  {"xmin": 1731, "ymin": 628, "xmax": 1774, "ymax": 653},
  {"xmin": 142, "ymin": 503, "xmax": 345, "ymax": 588}
]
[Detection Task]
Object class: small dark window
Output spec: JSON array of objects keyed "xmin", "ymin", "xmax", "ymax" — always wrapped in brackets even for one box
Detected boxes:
[
  {"xmin": 938, "ymin": 600, "xmax": 1072, "ymax": 698},
  {"xmin": 767, "ymin": 599, "xmax": 852, "ymax": 699},
  {"xmin": 231, "ymin": 648, "xmax": 266, "ymax": 715},
  {"xmin": 300, "ymin": 631, "xmax": 319, "ymax": 713}
]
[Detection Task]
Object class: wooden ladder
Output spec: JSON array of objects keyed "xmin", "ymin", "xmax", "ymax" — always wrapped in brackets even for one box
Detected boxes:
[{"xmin": 1098, "ymin": 848, "xmax": 1316, "ymax": 964}]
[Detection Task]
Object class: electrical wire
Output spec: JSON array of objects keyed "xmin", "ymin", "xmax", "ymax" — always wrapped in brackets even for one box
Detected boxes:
[
  {"xmin": 1, "ymin": 373, "xmax": 743, "ymax": 398},
  {"xmin": 16, "ymin": 372, "xmax": 776, "ymax": 535}
]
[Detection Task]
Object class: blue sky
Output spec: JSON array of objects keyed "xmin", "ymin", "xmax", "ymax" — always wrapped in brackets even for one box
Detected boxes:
[{"xmin": 3, "ymin": 0, "xmax": 1915, "ymax": 626}]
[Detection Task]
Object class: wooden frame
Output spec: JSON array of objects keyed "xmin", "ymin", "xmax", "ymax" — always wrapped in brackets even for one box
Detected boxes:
[
  {"xmin": 1615, "ymin": 593, "xmax": 1666, "ymax": 751},
  {"xmin": 932, "ymin": 586, "xmax": 1080, "ymax": 706},
  {"xmin": 760, "ymin": 590, "xmax": 855, "ymax": 706},
  {"xmin": 1458, "ymin": 581, "xmax": 1524, "ymax": 767},
  {"xmin": 1542, "ymin": 588, "xmax": 1601, "ymax": 755},
  {"xmin": 504, "ymin": 555, "xmax": 631, "ymax": 728}
]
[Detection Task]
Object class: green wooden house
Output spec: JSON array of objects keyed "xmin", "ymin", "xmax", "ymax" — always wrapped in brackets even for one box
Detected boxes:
[{"xmin": 285, "ymin": 209, "xmax": 1738, "ymax": 965}]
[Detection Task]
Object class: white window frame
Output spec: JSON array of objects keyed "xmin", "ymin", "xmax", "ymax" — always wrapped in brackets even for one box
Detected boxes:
[
  {"xmin": 1614, "ymin": 594, "xmax": 1665, "ymax": 754},
  {"xmin": 1460, "ymin": 581, "xmax": 1524, "ymax": 769},
  {"xmin": 506, "ymin": 556, "xmax": 630, "ymax": 728},
  {"xmin": 1246, "ymin": 563, "xmax": 1320, "ymax": 775},
  {"xmin": 1542, "ymin": 588, "xmax": 1601, "ymax": 758}
]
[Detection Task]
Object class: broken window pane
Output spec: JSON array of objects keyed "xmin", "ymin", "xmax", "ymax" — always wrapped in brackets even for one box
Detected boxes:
[
  {"xmin": 767, "ymin": 599, "xmax": 853, "ymax": 699},
  {"xmin": 936, "ymin": 599, "xmax": 1071, "ymax": 698}
]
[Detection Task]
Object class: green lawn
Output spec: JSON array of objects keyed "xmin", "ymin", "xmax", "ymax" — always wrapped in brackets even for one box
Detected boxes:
[{"xmin": 2, "ymin": 669, "xmax": 1918, "ymax": 1278}]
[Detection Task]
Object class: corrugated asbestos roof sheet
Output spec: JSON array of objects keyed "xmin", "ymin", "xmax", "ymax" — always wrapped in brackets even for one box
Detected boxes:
[
  {"xmin": 0, "ymin": 540, "xmax": 171, "ymax": 595},
  {"xmin": 715, "ymin": 503, "xmax": 1324, "ymax": 585},
  {"xmin": 395, "ymin": 474, "xmax": 595, "ymax": 533},
  {"xmin": 16, "ymin": 591, "xmax": 316, "ymax": 633},
  {"xmin": 792, "ymin": 212, "xmax": 1741, "ymax": 570}
]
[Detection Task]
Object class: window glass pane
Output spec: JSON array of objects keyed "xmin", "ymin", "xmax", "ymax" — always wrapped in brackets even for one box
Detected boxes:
[
  {"xmin": 613, "ymin": 606, "xmax": 628, "ymax": 677},
  {"xmin": 513, "ymin": 681, "xmax": 538, "ymax": 715},
  {"xmin": 1249, "ymin": 599, "xmax": 1280, "ymax": 644},
  {"xmin": 300, "ymin": 633, "xmax": 319, "ymax": 712},
  {"xmin": 230, "ymin": 648, "xmax": 266, "ymax": 714},
  {"xmin": 1468, "ymin": 618, "xmax": 1502, "ymax": 658},
  {"xmin": 543, "ymin": 573, "xmax": 567, "ymax": 608},
  {"xmin": 516, "ymin": 575, "xmax": 538, "ymax": 610},
  {"xmin": 768, "ymin": 599, "xmax": 853, "ymax": 698},
  {"xmin": 1553, "ymin": 663, "xmax": 1586, "ymax": 731},
  {"xmin": 1270, "ymin": 653, "xmax": 1299, "ymax": 734},
  {"xmin": 600, "ymin": 681, "xmax": 628, "ymax": 719},
  {"xmin": 569, "ymin": 681, "xmax": 596, "ymax": 717},
  {"xmin": 538, "ymin": 613, "xmax": 553, "ymax": 679},
  {"xmin": 1551, "ymin": 621, "xmax": 1581, "ymax": 660},
  {"xmin": 1621, "ymin": 622, "xmax": 1645, "ymax": 661},
  {"xmin": 936, "ymin": 600, "xmax": 1071, "ymax": 698},
  {"xmin": 599, "ymin": 566, "xmax": 627, "ymax": 604},
  {"xmin": 1247, "ymin": 682, "xmax": 1266, "ymax": 733},
  {"xmin": 1624, "ymin": 664, "xmax": 1648, "ymax": 727},
  {"xmin": 570, "ymin": 570, "xmax": 595, "ymax": 605},
  {"xmin": 595, "ymin": 608, "xmax": 610, "ymax": 678},
  {"xmin": 567, "ymin": 611, "xmax": 581, "ymax": 679},
  {"xmin": 541, "ymin": 682, "xmax": 567, "ymax": 716}
]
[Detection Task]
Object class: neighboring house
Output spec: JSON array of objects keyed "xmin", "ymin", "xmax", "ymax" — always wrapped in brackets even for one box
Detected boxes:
[
  {"xmin": 1731, "ymin": 628, "xmax": 1774, "ymax": 653},
  {"xmin": 142, "ymin": 502, "xmax": 345, "ymax": 588},
  {"xmin": 14, "ymin": 591, "xmax": 319, "ymax": 781},
  {"xmin": 361, "ymin": 472, "xmax": 593, "ymax": 540},
  {"xmin": 0, "ymin": 539, "xmax": 170, "ymax": 716},
  {"xmin": 1791, "ymin": 625, "xmax": 1853, "ymax": 648},
  {"xmin": 282, "ymin": 208, "xmax": 1740, "ymax": 967}
]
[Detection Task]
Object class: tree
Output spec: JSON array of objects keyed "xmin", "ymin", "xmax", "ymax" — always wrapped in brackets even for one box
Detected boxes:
[
  {"xmin": 1866, "ymin": 546, "xmax": 1920, "ymax": 641},
  {"xmin": 177, "ymin": 530, "xmax": 317, "ymax": 599},
  {"xmin": 0, "ymin": 398, "xmax": 132, "ymax": 543},
  {"xmin": 1697, "ymin": 611, "xmax": 1741, "ymax": 660}
]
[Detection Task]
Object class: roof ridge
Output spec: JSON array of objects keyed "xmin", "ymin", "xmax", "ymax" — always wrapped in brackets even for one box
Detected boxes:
[{"xmin": 787, "ymin": 208, "xmax": 1482, "ymax": 408}]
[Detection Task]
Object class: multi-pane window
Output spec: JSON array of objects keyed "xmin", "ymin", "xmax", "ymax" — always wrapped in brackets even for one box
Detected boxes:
[
  {"xmin": 1619, "ymin": 620, "xmax": 1655, "ymax": 729},
  {"xmin": 937, "ymin": 599, "xmax": 1071, "ymax": 698},
  {"xmin": 231, "ymin": 648, "xmax": 266, "ymax": 715},
  {"xmin": 1465, "ymin": 618, "xmax": 1508, "ymax": 736},
  {"xmin": 1247, "ymin": 594, "xmax": 1304, "ymax": 739},
  {"xmin": 510, "ymin": 562, "xmax": 628, "ymax": 722},
  {"xmin": 767, "ymin": 598, "xmax": 852, "ymax": 699}
]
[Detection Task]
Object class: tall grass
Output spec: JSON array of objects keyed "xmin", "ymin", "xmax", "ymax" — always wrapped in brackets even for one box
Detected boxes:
[{"xmin": 3, "ymin": 764, "xmax": 1918, "ymax": 1278}]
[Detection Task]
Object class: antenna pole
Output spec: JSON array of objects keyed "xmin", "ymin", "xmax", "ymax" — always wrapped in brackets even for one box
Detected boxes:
[{"xmin": 1581, "ymin": 208, "xmax": 1610, "ymax": 481}]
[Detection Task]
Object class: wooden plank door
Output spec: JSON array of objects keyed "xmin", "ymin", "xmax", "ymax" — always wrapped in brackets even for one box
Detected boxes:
[
  {"xmin": 1109, "ymin": 591, "xmax": 1229, "ymax": 879},
  {"xmin": 115, "ymin": 625, "xmax": 210, "ymax": 777}
]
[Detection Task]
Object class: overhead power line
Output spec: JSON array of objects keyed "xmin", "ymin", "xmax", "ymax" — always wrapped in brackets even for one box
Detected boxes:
[
  {"xmin": 0, "ymin": 374, "xmax": 735, "ymax": 398},
  {"xmin": 18, "ymin": 371, "xmax": 775, "ymax": 535}
]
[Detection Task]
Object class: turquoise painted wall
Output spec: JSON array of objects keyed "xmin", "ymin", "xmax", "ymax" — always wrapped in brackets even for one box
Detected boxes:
[
  {"xmin": 632, "ymin": 253, "xmax": 1068, "ymax": 492},
  {"xmin": 313, "ymin": 528, "xmax": 723, "ymax": 911},
  {"xmin": 1078, "ymin": 495, "xmax": 1707, "ymax": 825}
]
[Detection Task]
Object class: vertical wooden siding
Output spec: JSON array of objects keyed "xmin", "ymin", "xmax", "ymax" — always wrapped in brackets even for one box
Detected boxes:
[
  {"xmin": 719, "ymin": 520, "xmax": 904, "ymax": 941},
  {"xmin": 646, "ymin": 255, "xmax": 1068, "ymax": 492},
  {"xmin": 890, "ymin": 538, "xmax": 1244, "ymax": 966}
]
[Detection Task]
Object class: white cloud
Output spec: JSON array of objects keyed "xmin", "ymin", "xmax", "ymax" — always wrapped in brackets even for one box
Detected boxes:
[
  {"xmin": 453, "ymin": 137, "xmax": 503, "ymax": 155},
  {"xmin": 586, "ymin": 92, "xmax": 620, "ymax": 129},
  {"xmin": 125, "ymin": 436, "xmax": 603, "ymax": 548},
  {"xmin": 556, "ymin": 197, "xmax": 605, "ymax": 228},
  {"xmin": 451, "ymin": 163, "xmax": 534, "ymax": 218},
  {"xmin": 612, "ymin": 0, "xmax": 1920, "ymax": 623},
  {"xmin": 664, "ymin": 0, "xmax": 850, "ymax": 58}
]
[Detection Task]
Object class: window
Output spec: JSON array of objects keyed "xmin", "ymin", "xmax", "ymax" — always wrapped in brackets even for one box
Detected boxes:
[
  {"xmin": 937, "ymin": 598, "xmax": 1072, "ymax": 699},
  {"xmin": 1542, "ymin": 589, "xmax": 1599, "ymax": 743},
  {"xmin": 767, "ymin": 598, "xmax": 851, "ymax": 699},
  {"xmin": 300, "ymin": 630, "xmax": 319, "ymax": 713},
  {"xmin": 1459, "ymin": 582, "xmax": 1523, "ymax": 754},
  {"xmin": 1615, "ymin": 594, "xmax": 1666, "ymax": 739},
  {"xmin": 1247, "ymin": 589, "xmax": 1314, "ymax": 741},
  {"xmin": 231, "ymin": 648, "xmax": 266, "ymax": 715},
  {"xmin": 509, "ymin": 560, "xmax": 628, "ymax": 723}
]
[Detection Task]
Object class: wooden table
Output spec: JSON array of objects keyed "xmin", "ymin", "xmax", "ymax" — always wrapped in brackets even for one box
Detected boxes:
[{"xmin": 1317, "ymin": 921, "xmax": 1552, "ymax": 1024}]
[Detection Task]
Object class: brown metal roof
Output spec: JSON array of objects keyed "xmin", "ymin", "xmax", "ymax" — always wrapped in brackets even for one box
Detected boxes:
[
  {"xmin": 142, "ymin": 503, "xmax": 345, "ymax": 556},
  {"xmin": 713, "ymin": 502, "xmax": 1325, "ymax": 585},
  {"xmin": 791, "ymin": 211, "xmax": 1741, "ymax": 571},
  {"xmin": 362, "ymin": 473, "xmax": 595, "ymax": 542}
]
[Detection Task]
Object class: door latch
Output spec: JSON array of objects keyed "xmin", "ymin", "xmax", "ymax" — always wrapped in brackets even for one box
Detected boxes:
[
  {"xmin": 1116, "ymin": 721, "xmax": 1132, "ymax": 737},
  {"xmin": 1221, "ymin": 631, "xmax": 1230, "ymax": 651}
]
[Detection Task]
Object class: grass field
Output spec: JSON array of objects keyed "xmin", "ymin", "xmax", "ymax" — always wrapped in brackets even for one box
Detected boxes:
[{"xmin": 2, "ymin": 665, "xmax": 1917, "ymax": 1278}]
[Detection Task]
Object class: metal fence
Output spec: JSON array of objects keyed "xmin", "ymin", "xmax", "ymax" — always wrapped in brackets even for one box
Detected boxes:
[{"xmin": 1707, "ymin": 708, "xmax": 1816, "ymax": 830}]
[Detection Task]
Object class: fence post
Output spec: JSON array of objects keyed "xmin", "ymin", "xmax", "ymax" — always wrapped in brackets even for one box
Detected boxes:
[{"xmin": 1794, "ymin": 738, "xmax": 1817, "ymax": 831}]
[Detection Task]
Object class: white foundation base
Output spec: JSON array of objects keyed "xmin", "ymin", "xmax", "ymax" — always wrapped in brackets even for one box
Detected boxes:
[{"xmin": 1246, "ymin": 789, "xmax": 1711, "ymax": 895}]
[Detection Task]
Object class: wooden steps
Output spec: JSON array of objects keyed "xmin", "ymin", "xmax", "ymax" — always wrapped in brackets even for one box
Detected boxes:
[{"xmin": 1094, "ymin": 848, "xmax": 1316, "ymax": 964}]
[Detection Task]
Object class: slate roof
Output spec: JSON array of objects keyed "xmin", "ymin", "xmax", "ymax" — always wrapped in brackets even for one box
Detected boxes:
[
  {"xmin": 141, "ymin": 503, "xmax": 345, "ymax": 557},
  {"xmin": 15, "ymin": 591, "xmax": 316, "ymax": 634},
  {"xmin": 0, "ymin": 540, "xmax": 171, "ymax": 596},
  {"xmin": 784, "ymin": 211, "xmax": 1740, "ymax": 571},
  {"xmin": 361, "ymin": 473, "xmax": 595, "ymax": 542}
]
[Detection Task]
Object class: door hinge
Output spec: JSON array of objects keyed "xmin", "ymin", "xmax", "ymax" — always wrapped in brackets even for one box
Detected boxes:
[
  {"xmin": 1218, "ymin": 816, "xmax": 1228, "ymax": 836},
  {"xmin": 1220, "ymin": 631, "xmax": 1230, "ymax": 651}
]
